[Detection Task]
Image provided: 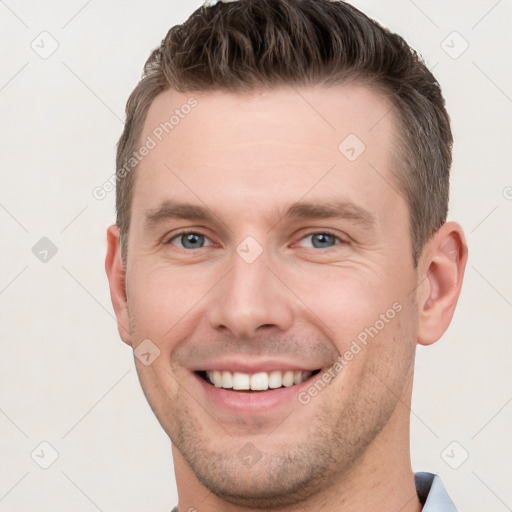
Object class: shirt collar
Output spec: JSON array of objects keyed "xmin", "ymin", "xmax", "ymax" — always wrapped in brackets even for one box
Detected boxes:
[{"xmin": 415, "ymin": 472, "xmax": 458, "ymax": 511}]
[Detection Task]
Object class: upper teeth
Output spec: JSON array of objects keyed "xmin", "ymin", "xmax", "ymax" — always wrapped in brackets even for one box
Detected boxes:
[{"xmin": 206, "ymin": 370, "xmax": 312, "ymax": 390}]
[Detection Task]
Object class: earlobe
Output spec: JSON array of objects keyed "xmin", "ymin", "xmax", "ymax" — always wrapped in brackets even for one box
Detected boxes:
[
  {"xmin": 105, "ymin": 225, "xmax": 132, "ymax": 346},
  {"xmin": 416, "ymin": 222, "xmax": 468, "ymax": 346}
]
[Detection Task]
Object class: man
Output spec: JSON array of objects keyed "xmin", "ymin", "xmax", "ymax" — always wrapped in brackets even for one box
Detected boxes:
[{"xmin": 105, "ymin": 0, "xmax": 467, "ymax": 510}]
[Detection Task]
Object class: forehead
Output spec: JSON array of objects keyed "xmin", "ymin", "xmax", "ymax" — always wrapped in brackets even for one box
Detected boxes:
[
  {"xmin": 132, "ymin": 84, "xmax": 403, "ymax": 228},
  {"xmin": 142, "ymin": 84, "xmax": 396, "ymax": 164}
]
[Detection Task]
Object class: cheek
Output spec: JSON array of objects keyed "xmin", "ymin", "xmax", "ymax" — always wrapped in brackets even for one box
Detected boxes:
[
  {"xmin": 287, "ymin": 264, "xmax": 406, "ymax": 345},
  {"xmin": 127, "ymin": 265, "xmax": 214, "ymax": 341}
]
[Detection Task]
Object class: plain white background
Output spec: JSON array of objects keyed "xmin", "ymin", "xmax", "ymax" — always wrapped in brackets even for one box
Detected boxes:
[{"xmin": 0, "ymin": 0, "xmax": 511, "ymax": 510}]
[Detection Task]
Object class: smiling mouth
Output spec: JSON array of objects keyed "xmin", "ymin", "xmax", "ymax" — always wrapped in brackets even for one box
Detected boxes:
[{"xmin": 196, "ymin": 369, "xmax": 322, "ymax": 391}]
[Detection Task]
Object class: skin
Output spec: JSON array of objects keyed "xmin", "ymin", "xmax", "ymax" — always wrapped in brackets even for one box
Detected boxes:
[{"xmin": 105, "ymin": 84, "xmax": 467, "ymax": 511}]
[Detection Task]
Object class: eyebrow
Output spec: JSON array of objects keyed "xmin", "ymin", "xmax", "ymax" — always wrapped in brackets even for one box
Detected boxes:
[{"xmin": 144, "ymin": 199, "xmax": 376, "ymax": 230}]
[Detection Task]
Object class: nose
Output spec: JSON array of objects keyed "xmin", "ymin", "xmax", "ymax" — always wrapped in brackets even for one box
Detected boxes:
[{"xmin": 206, "ymin": 247, "xmax": 294, "ymax": 340}]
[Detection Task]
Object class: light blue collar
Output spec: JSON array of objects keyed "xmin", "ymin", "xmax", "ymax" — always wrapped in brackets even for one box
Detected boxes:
[{"xmin": 415, "ymin": 472, "xmax": 458, "ymax": 511}]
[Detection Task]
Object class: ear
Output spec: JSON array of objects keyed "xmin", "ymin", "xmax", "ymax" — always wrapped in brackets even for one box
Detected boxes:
[
  {"xmin": 105, "ymin": 225, "xmax": 132, "ymax": 346},
  {"xmin": 416, "ymin": 221, "xmax": 468, "ymax": 346}
]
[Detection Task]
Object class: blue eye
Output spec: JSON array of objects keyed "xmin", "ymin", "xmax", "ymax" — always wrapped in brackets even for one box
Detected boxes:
[
  {"xmin": 300, "ymin": 232, "xmax": 341, "ymax": 249},
  {"xmin": 168, "ymin": 232, "xmax": 212, "ymax": 249},
  {"xmin": 166, "ymin": 231, "xmax": 344, "ymax": 251}
]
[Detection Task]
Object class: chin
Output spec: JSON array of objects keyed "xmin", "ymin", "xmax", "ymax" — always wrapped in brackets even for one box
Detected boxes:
[{"xmin": 188, "ymin": 451, "xmax": 330, "ymax": 509}]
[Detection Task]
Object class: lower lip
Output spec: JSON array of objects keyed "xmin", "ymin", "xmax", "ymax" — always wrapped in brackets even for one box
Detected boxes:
[{"xmin": 193, "ymin": 373, "xmax": 315, "ymax": 414}]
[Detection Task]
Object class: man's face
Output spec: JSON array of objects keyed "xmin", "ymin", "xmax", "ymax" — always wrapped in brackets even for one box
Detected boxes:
[{"xmin": 120, "ymin": 85, "xmax": 421, "ymax": 506}]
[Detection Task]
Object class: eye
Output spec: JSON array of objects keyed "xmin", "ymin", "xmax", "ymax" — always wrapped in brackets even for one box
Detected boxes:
[
  {"xmin": 298, "ymin": 231, "xmax": 344, "ymax": 249},
  {"xmin": 166, "ymin": 231, "xmax": 214, "ymax": 250}
]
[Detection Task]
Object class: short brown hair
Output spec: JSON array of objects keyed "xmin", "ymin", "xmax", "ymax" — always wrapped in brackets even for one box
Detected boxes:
[{"xmin": 116, "ymin": 0, "xmax": 452, "ymax": 266}]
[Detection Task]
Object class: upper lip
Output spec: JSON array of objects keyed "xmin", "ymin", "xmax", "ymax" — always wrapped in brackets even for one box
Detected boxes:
[{"xmin": 190, "ymin": 358, "xmax": 322, "ymax": 374}]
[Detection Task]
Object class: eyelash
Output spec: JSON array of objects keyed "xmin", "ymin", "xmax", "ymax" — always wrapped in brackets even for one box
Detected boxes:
[{"xmin": 165, "ymin": 229, "xmax": 347, "ymax": 250}]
